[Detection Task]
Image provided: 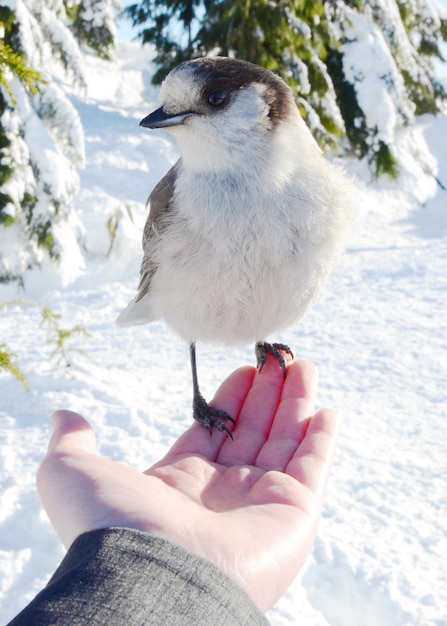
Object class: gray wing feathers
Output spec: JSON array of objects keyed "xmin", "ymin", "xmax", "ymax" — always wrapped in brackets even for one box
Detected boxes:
[
  {"xmin": 143, "ymin": 160, "xmax": 180, "ymax": 237},
  {"xmin": 116, "ymin": 160, "xmax": 180, "ymax": 327},
  {"xmin": 136, "ymin": 160, "xmax": 180, "ymax": 302}
]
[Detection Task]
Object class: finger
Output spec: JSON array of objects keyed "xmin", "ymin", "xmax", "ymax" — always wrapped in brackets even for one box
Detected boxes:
[
  {"xmin": 164, "ymin": 366, "xmax": 256, "ymax": 461},
  {"xmin": 254, "ymin": 359, "xmax": 318, "ymax": 471},
  {"xmin": 215, "ymin": 353, "xmax": 288, "ymax": 466},
  {"xmin": 285, "ymin": 408, "xmax": 340, "ymax": 499},
  {"xmin": 46, "ymin": 410, "xmax": 98, "ymax": 456}
]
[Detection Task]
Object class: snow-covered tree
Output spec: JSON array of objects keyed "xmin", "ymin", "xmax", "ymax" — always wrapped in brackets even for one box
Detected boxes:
[
  {"xmin": 0, "ymin": 0, "xmax": 118, "ymax": 284},
  {"xmin": 126, "ymin": 0, "xmax": 447, "ymax": 178},
  {"xmin": 334, "ymin": 0, "xmax": 447, "ymax": 177},
  {"xmin": 69, "ymin": 0, "xmax": 120, "ymax": 60}
]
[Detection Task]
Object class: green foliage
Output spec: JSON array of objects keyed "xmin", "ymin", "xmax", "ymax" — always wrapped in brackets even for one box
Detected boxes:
[
  {"xmin": 126, "ymin": 0, "xmax": 201, "ymax": 83},
  {"xmin": 0, "ymin": 41, "xmax": 44, "ymax": 103},
  {"xmin": 40, "ymin": 305, "xmax": 91, "ymax": 369},
  {"xmin": 401, "ymin": 68, "xmax": 446, "ymax": 116},
  {"xmin": 68, "ymin": 0, "xmax": 117, "ymax": 61},
  {"xmin": 372, "ymin": 141, "xmax": 400, "ymax": 180},
  {"xmin": 33, "ymin": 218, "xmax": 58, "ymax": 259},
  {"xmin": 0, "ymin": 8, "xmax": 45, "ymax": 234},
  {"xmin": 0, "ymin": 94, "xmax": 14, "ymax": 223},
  {"xmin": 0, "ymin": 104, "xmax": 17, "ymax": 228},
  {"xmin": 325, "ymin": 49, "xmax": 368, "ymax": 158},
  {"xmin": 0, "ymin": 300, "xmax": 91, "ymax": 388},
  {"xmin": 0, "ymin": 343, "xmax": 30, "ymax": 391},
  {"xmin": 384, "ymin": 1, "xmax": 447, "ymax": 116},
  {"xmin": 0, "ymin": 6, "xmax": 45, "ymax": 99}
]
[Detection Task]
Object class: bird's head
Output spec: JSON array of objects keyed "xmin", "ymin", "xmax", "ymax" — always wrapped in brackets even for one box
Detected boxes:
[{"xmin": 140, "ymin": 57, "xmax": 302, "ymax": 173}]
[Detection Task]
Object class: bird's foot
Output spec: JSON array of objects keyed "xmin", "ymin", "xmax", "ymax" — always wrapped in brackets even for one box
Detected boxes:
[
  {"xmin": 193, "ymin": 392, "xmax": 236, "ymax": 439},
  {"xmin": 255, "ymin": 341, "xmax": 294, "ymax": 378}
]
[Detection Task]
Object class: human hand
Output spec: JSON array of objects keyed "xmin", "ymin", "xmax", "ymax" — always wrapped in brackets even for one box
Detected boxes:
[{"xmin": 37, "ymin": 356, "xmax": 339, "ymax": 612}]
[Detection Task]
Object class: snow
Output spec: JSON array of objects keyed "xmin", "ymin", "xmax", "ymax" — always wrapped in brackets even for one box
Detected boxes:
[
  {"xmin": 1, "ymin": 39, "xmax": 447, "ymax": 625},
  {"xmin": 341, "ymin": 7, "xmax": 414, "ymax": 144}
]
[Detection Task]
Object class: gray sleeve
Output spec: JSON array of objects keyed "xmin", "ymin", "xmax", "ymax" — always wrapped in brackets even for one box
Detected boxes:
[{"xmin": 7, "ymin": 528, "xmax": 270, "ymax": 626}]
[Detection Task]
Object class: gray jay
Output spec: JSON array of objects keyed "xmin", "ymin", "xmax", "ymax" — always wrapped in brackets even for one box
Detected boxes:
[{"xmin": 117, "ymin": 57, "xmax": 355, "ymax": 437}]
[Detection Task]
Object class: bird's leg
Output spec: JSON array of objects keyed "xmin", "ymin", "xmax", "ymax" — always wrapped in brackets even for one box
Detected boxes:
[
  {"xmin": 189, "ymin": 343, "xmax": 235, "ymax": 439},
  {"xmin": 255, "ymin": 341, "xmax": 294, "ymax": 379}
]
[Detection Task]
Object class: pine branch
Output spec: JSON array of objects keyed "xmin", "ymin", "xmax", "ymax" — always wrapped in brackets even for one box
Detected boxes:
[
  {"xmin": 40, "ymin": 305, "xmax": 91, "ymax": 369},
  {"xmin": 0, "ymin": 40, "xmax": 45, "ymax": 104},
  {"xmin": 1, "ymin": 300, "xmax": 91, "ymax": 387},
  {"xmin": 0, "ymin": 344, "xmax": 30, "ymax": 391}
]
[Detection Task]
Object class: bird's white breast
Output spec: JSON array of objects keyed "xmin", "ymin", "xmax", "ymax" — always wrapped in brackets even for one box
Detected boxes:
[{"xmin": 145, "ymin": 142, "xmax": 352, "ymax": 345}]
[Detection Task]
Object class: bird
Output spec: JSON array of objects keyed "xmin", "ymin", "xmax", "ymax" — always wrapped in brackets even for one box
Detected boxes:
[{"xmin": 117, "ymin": 56, "xmax": 355, "ymax": 438}]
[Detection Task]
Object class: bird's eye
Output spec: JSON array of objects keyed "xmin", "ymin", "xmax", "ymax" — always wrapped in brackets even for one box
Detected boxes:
[{"xmin": 207, "ymin": 91, "xmax": 227, "ymax": 107}]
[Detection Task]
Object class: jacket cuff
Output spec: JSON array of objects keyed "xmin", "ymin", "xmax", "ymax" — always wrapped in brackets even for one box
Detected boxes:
[{"xmin": 10, "ymin": 527, "xmax": 269, "ymax": 625}]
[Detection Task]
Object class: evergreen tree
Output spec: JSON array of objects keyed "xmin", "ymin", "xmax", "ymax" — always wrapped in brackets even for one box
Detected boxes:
[
  {"xmin": 0, "ymin": 0, "xmax": 118, "ymax": 283},
  {"xmin": 69, "ymin": 0, "xmax": 120, "ymax": 61},
  {"xmin": 126, "ymin": 0, "xmax": 447, "ymax": 177}
]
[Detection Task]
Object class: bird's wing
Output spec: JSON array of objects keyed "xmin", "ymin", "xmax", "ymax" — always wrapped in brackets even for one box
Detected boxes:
[
  {"xmin": 143, "ymin": 159, "xmax": 180, "ymax": 237},
  {"xmin": 136, "ymin": 159, "xmax": 180, "ymax": 302},
  {"xmin": 116, "ymin": 160, "xmax": 180, "ymax": 327},
  {"xmin": 135, "ymin": 159, "xmax": 181, "ymax": 302}
]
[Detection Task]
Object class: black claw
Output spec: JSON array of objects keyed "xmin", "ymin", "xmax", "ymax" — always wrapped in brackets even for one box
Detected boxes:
[
  {"xmin": 192, "ymin": 393, "xmax": 235, "ymax": 439},
  {"xmin": 255, "ymin": 341, "xmax": 294, "ymax": 378}
]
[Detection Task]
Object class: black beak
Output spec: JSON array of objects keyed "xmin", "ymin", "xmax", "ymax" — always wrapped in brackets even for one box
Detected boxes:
[{"xmin": 140, "ymin": 107, "xmax": 192, "ymax": 129}]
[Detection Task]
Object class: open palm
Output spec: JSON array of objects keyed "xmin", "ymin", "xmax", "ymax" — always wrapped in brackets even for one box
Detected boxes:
[{"xmin": 37, "ymin": 356, "xmax": 339, "ymax": 612}]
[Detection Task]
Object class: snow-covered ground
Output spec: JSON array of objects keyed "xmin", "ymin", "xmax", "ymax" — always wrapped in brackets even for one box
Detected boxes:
[{"xmin": 1, "ymin": 41, "xmax": 446, "ymax": 625}]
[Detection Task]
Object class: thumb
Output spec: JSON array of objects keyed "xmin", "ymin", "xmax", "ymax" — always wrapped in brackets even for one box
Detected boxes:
[
  {"xmin": 37, "ymin": 411, "xmax": 99, "ymax": 547},
  {"xmin": 46, "ymin": 409, "xmax": 98, "ymax": 456},
  {"xmin": 37, "ymin": 410, "xmax": 98, "ymax": 502}
]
